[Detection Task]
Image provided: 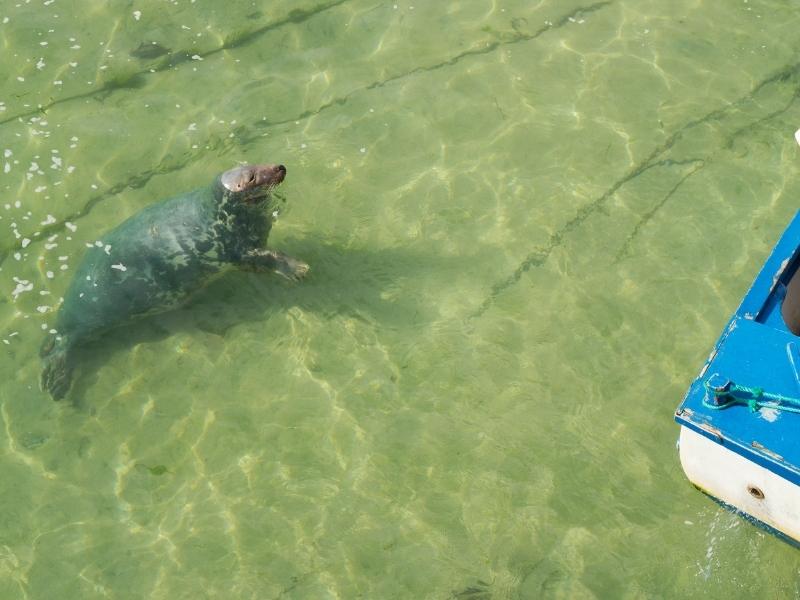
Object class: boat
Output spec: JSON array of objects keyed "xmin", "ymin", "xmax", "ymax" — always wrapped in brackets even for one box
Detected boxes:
[{"xmin": 675, "ymin": 208, "xmax": 800, "ymax": 545}]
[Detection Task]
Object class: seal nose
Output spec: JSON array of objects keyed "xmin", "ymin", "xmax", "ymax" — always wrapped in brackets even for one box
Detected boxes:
[{"xmin": 277, "ymin": 164, "xmax": 286, "ymax": 174}]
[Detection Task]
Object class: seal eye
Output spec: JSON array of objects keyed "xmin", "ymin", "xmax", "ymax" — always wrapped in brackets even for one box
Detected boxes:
[{"xmin": 247, "ymin": 173, "xmax": 256, "ymax": 184}]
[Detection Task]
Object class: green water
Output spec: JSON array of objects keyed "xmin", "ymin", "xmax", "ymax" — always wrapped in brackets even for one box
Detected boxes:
[{"xmin": 2, "ymin": 0, "xmax": 800, "ymax": 597}]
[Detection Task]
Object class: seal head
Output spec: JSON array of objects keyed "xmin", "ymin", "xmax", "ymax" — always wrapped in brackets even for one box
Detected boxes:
[{"xmin": 218, "ymin": 163, "xmax": 286, "ymax": 204}]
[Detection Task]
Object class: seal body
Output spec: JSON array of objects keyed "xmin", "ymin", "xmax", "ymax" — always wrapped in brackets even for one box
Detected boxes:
[{"xmin": 40, "ymin": 163, "xmax": 308, "ymax": 399}]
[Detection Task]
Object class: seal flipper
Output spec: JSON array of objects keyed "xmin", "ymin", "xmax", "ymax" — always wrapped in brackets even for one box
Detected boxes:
[
  {"xmin": 40, "ymin": 335, "xmax": 73, "ymax": 400},
  {"xmin": 241, "ymin": 248, "xmax": 309, "ymax": 281}
]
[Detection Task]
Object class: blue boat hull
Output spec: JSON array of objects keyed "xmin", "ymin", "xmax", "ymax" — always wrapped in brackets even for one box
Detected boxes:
[{"xmin": 676, "ymin": 210, "xmax": 800, "ymax": 544}]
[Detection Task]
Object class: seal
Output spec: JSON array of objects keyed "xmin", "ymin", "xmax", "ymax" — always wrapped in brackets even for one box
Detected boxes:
[{"xmin": 40, "ymin": 163, "xmax": 308, "ymax": 400}]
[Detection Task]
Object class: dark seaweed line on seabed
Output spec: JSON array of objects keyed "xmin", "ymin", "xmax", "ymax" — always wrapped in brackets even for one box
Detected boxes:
[
  {"xmin": 468, "ymin": 61, "xmax": 800, "ymax": 320},
  {"xmin": 613, "ymin": 75, "xmax": 800, "ymax": 262},
  {"xmin": 0, "ymin": 0, "xmax": 350, "ymax": 128},
  {"xmin": 0, "ymin": 0, "xmax": 609, "ymax": 128},
  {"xmin": 613, "ymin": 86, "xmax": 800, "ymax": 262},
  {"xmin": 361, "ymin": 1, "xmax": 613, "ymax": 91},
  {"xmin": 247, "ymin": 2, "xmax": 614, "ymax": 127},
  {"xmin": 0, "ymin": 1, "xmax": 614, "ymax": 266},
  {"xmin": 613, "ymin": 159, "xmax": 706, "ymax": 262}
]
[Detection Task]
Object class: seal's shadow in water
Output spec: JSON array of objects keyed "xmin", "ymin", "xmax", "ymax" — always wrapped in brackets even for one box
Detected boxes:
[{"xmin": 67, "ymin": 240, "xmax": 446, "ymax": 402}]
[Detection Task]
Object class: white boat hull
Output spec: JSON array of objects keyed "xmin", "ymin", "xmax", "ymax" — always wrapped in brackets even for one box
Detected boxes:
[{"xmin": 679, "ymin": 426, "xmax": 800, "ymax": 542}]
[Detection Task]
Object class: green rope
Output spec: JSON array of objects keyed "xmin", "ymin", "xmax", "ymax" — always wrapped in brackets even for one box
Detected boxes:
[{"xmin": 703, "ymin": 374, "xmax": 800, "ymax": 415}]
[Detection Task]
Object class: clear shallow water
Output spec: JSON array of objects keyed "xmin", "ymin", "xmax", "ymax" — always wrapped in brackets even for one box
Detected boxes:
[{"xmin": 2, "ymin": 0, "xmax": 800, "ymax": 597}]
